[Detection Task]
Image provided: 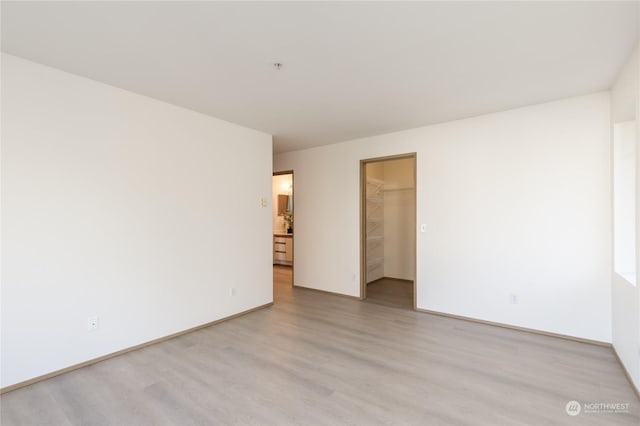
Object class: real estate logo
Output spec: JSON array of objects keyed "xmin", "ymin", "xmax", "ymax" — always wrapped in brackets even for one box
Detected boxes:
[
  {"xmin": 565, "ymin": 400, "xmax": 581, "ymax": 416},
  {"xmin": 565, "ymin": 400, "xmax": 630, "ymax": 416}
]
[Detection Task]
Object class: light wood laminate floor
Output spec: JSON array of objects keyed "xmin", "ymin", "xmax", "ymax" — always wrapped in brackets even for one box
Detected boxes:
[
  {"xmin": 366, "ymin": 278, "xmax": 414, "ymax": 310},
  {"xmin": 1, "ymin": 266, "xmax": 638, "ymax": 425}
]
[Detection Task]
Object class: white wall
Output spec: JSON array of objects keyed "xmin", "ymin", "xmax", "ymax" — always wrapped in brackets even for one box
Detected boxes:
[
  {"xmin": 610, "ymin": 43, "xmax": 640, "ymax": 391},
  {"xmin": 275, "ymin": 92, "xmax": 612, "ymax": 342},
  {"xmin": 383, "ymin": 158, "xmax": 415, "ymax": 281},
  {"xmin": 613, "ymin": 120, "xmax": 637, "ymax": 282},
  {"xmin": 1, "ymin": 54, "xmax": 273, "ymax": 388}
]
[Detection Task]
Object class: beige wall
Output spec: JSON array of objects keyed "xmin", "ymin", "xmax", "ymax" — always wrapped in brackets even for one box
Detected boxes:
[{"xmin": 383, "ymin": 158, "xmax": 415, "ymax": 281}]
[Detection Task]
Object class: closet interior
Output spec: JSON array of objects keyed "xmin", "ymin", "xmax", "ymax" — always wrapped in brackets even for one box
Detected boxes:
[{"xmin": 364, "ymin": 157, "xmax": 416, "ymax": 309}]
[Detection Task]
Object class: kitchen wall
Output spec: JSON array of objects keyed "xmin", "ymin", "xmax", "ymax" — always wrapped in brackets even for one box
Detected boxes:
[
  {"xmin": 611, "ymin": 42, "xmax": 640, "ymax": 392},
  {"xmin": 1, "ymin": 54, "xmax": 273, "ymax": 389},
  {"xmin": 272, "ymin": 173, "xmax": 293, "ymax": 233},
  {"xmin": 275, "ymin": 91, "xmax": 611, "ymax": 342}
]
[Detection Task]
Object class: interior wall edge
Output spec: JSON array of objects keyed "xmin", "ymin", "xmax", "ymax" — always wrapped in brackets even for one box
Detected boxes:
[
  {"xmin": 612, "ymin": 345, "xmax": 640, "ymax": 401},
  {"xmin": 416, "ymin": 307, "xmax": 611, "ymax": 347}
]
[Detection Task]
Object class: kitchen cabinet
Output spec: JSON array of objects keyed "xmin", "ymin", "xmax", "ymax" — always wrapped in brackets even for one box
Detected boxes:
[{"xmin": 273, "ymin": 234, "xmax": 293, "ymax": 266}]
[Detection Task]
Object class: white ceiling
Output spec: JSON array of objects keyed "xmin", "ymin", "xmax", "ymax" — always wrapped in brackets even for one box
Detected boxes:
[{"xmin": 2, "ymin": 1, "xmax": 638, "ymax": 153}]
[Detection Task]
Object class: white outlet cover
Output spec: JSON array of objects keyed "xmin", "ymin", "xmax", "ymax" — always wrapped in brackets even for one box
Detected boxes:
[{"xmin": 87, "ymin": 316, "xmax": 99, "ymax": 331}]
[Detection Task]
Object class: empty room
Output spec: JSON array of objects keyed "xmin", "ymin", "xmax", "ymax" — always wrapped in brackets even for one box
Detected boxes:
[{"xmin": 2, "ymin": 1, "xmax": 640, "ymax": 425}]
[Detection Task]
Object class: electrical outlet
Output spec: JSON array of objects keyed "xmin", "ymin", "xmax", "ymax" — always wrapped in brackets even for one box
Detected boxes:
[
  {"xmin": 261, "ymin": 197, "xmax": 268, "ymax": 207},
  {"xmin": 230, "ymin": 287, "xmax": 236, "ymax": 296},
  {"xmin": 87, "ymin": 316, "xmax": 99, "ymax": 331},
  {"xmin": 509, "ymin": 294, "xmax": 518, "ymax": 305}
]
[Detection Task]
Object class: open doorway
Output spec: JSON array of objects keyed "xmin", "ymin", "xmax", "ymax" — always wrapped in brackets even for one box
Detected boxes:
[
  {"xmin": 360, "ymin": 154, "xmax": 416, "ymax": 310},
  {"xmin": 273, "ymin": 171, "xmax": 294, "ymax": 297}
]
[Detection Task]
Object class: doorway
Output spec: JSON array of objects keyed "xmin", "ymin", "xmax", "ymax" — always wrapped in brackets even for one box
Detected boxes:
[
  {"xmin": 273, "ymin": 171, "xmax": 294, "ymax": 298},
  {"xmin": 360, "ymin": 154, "xmax": 416, "ymax": 310}
]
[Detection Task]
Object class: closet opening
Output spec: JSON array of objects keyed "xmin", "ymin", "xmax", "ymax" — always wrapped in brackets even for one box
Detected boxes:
[{"xmin": 360, "ymin": 154, "xmax": 416, "ymax": 310}]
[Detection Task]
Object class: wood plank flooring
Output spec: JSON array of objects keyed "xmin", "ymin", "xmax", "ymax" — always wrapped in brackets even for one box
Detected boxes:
[
  {"xmin": 366, "ymin": 278, "xmax": 414, "ymax": 310},
  {"xmin": 1, "ymin": 266, "xmax": 638, "ymax": 425}
]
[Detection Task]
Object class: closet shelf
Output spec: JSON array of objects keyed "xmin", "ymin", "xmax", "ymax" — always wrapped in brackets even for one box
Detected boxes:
[{"xmin": 365, "ymin": 175, "xmax": 384, "ymax": 280}]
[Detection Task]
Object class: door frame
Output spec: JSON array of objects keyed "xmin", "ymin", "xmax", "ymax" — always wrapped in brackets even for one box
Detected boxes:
[
  {"xmin": 273, "ymin": 170, "xmax": 294, "ymax": 287},
  {"xmin": 360, "ymin": 153, "xmax": 417, "ymax": 309}
]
